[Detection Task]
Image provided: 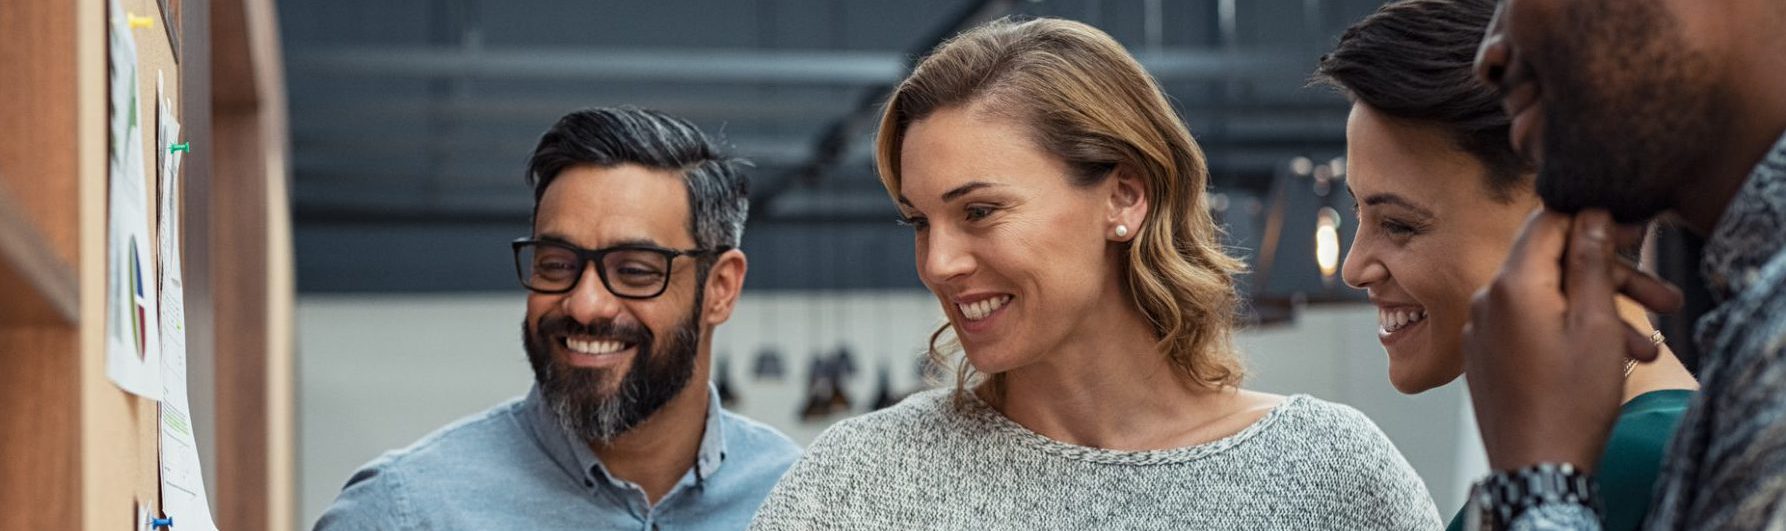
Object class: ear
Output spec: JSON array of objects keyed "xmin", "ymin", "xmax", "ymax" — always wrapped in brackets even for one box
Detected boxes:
[
  {"xmin": 702, "ymin": 249, "xmax": 748, "ymax": 327},
  {"xmin": 1105, "ymin": 169, "xmax": 1149, "ymax": 241}
]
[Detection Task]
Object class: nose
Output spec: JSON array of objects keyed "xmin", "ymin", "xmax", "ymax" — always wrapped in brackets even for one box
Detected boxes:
[
  {"xmin": 1341, "ymin": 233, "xmax": 1387, "ymax": 290},
  {"xmin": 919, "ymin": 225, "xmax": 975, "ymax": 285},
  {"xmin": 1473, "ymin": 3, "xmax": 1513, "ymax": 91},
  {"xmin": 562, "ymin": 263, "xmax": 623, "ymax": 325}
]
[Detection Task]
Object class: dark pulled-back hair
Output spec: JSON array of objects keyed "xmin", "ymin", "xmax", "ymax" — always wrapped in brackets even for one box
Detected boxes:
[
  {"xmin": 1314, "ymin": 0, "xmax": 1530, "ymax": 200},
  {"xmin": 525, "ymin": 107, "xmax": 751, "ymax": 250}
]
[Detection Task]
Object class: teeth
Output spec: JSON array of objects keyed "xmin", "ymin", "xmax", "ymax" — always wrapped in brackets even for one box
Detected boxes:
[
  {"xmin": 957, "ymin": 296, "xmax": 1012, "ymax": 321},
  {"xmin": 1378, "ymin": 308, "xmax": 1427, "ymax": 333},
  {"xmin": 565, "ymin": 338, "xmax": 626, "ymax": 355}
]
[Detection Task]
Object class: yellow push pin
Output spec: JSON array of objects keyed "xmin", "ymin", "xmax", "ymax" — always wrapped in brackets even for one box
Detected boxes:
[{"xmin": 127, "ymin": 14, "xmax": 154, "ymax": 29}]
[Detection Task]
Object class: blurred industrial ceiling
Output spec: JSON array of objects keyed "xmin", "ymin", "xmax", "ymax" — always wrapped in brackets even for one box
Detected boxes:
[{"xmin": 283, "ymin": 0, "xmax": 1381, "ymax": 296}]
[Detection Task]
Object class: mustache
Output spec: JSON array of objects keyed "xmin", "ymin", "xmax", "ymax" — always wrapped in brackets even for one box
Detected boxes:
[{"xmin": 533, "ymin": 315, "xmax": 651, "ymax": 345}]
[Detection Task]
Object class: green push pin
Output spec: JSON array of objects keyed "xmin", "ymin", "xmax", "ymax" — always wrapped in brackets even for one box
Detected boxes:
[{"xmin": 169, "ymin": 143, "xmax": 190, "ymax": 153}]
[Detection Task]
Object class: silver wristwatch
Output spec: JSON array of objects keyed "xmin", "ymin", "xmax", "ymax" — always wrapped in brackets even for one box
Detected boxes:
[{"xmin": 1463, "ymin": 463, "xmax": 1600, "ymax": 531}]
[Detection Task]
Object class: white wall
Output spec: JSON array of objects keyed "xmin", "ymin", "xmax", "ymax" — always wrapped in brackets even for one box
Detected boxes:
[{"xmin": 297, "ymin": 293, "xmax": 1486, "ymax": 528}]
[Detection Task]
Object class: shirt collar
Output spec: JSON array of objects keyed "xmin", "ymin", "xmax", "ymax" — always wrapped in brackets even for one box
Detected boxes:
[
  {"xmin": 1700, "ymin": 131, "xmax": 1786, "ymax": 302},
  {"xmin": 523, "ymin": 381, "xmax": 729, "ymax": 489},
  {"xmin": 693, "ymin": 381, "xmax": 729, "ymax": 481}
]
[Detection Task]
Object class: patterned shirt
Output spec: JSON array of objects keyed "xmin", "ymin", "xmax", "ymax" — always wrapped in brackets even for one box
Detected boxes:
[{"xmin": 1505, "ymin": 132, "xmax": 1786, "ymax": 529}]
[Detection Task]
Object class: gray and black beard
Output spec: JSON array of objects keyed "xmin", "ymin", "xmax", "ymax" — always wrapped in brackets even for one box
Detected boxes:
[{"xmin": 523, "ymin": 306, "xmax": 701, "ymax": 443}]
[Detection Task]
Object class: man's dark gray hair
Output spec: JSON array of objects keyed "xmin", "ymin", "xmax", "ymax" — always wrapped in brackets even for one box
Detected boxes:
[{"xmin": 526, "ymin": 107, "xmax": 751, "ymax": 250}]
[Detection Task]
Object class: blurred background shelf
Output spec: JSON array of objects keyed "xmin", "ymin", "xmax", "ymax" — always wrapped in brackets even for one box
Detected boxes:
[{"xmin": 0, "ymin": 185, "xmax": 79, "ymax": 325}]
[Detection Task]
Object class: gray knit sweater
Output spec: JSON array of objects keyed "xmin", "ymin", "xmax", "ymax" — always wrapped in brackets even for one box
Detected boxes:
[{"xmin": 749, "ymin": 389, "xmax": 1442, "ymax": 530}]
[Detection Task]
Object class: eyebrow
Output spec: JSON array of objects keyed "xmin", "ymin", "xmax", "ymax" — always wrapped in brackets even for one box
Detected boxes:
[
  {"xmin": 1355, "ymin": 191, "xmax": 1436, "ymax": 218},
  {"xmin": 897, "ymin": 181, "xmax": 1001, "ymax": 209},
  {"xmin": 941, "ymin": 181, "xmax": 999, "ymax": 203},
  {"xmin": 533, "ymin": 233, "xmax": 661, "ymax": 248}
]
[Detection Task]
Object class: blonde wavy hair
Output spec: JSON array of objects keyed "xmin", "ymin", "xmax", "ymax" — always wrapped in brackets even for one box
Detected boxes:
[{"xmin": 877, "ymin": 17, "xmax": 1248, "ymax": 404}]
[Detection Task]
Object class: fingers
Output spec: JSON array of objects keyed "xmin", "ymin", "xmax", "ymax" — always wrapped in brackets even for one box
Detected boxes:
[
  {"xmin": 1610, "ymin": 260, "xmax": 1685, "ymax": 314},
  {"xmin": 1564, "ymin": 210, "xmax": 1620, "ymax": 327},
  {"xmin": 1502, "ymin": 210, "xmax": 1574, "ymax": 283},
  {"xmin": 1622, "ymin": 322, "xmax": 1661, "ymax": 363},
  {"xmin": 1565, "ymin": 211, "xmax": 1671, "ymax": 368}
]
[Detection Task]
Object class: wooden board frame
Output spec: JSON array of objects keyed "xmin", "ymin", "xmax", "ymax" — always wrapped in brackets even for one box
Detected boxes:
[{"xmin": 0, "ymin": 0, "xmax": 293, "ymax": 528}]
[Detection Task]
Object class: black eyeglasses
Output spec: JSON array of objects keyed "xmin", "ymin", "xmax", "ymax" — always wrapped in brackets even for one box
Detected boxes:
[{"xmin": 511, "ymin": 238, "xmax": 730, "ymax": 299}]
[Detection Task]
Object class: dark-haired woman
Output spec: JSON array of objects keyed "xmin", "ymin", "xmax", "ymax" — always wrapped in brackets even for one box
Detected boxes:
[{"xmin": 1314, "ymin": 1, "xmax": 1698, "ymax": 529}]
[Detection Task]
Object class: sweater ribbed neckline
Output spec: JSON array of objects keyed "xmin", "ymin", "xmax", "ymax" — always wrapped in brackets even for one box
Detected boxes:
[{"xmin": 956, "ymin": 390, "xmax": 1309, "ymax": 466}]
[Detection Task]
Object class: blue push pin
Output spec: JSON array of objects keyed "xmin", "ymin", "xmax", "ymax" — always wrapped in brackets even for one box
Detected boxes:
[{"xmin": 151, "ymin": 517, "xmax": 173, "ymax": 528}]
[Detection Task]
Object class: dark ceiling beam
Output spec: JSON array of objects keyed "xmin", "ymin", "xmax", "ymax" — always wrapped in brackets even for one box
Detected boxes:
[
  {"xmin": 286, "ymin": 45, "xmax": 1313, "ymax": 85},
  {"xmin": 285, "ymin": 95, "xmax": 1347, "ymax": 128},
  {"xmin": 290, "ymin": 46, "xmax": 905, "ymax": 85},
  {"xmin": 288, "ymin": 122, "xmax": 1347, "ymax": 150},
  {"xmin": 289, "ymin": 125, "xmax": 1343, "ymax": 170},
  {"xmin": 288, "ymin": 96, "xmax": 859, "ymax": 124}
]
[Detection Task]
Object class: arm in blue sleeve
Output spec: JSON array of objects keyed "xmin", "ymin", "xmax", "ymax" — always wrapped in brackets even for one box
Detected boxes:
[{"xmin": 313, "ymin": 459, "xmax": 413, "ymax": 531}]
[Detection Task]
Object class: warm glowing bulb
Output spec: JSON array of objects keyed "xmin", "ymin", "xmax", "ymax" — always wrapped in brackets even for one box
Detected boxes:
[
  {"xmin": 1290, "ymin": 156, "xmax": 1313, "ymax": 176},
  {"xmin": 1315, "ymin": 207, "xmax": 1341, "ymax": 281}
]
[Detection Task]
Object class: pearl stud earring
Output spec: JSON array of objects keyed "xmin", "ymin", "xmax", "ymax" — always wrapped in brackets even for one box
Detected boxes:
[{"xmin": 1115, "ymin": 225, "xmax": 1129, "ymax": 238}]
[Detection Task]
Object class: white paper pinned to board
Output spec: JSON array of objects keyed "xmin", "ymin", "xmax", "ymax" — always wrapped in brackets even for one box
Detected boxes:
[
  {"xmin": 154, "ymin": 70, "xmax": 219, "ymax": 531},
  {"xmin": 105, "ymin": 0, "xmax": 163, "ymax": 401}
]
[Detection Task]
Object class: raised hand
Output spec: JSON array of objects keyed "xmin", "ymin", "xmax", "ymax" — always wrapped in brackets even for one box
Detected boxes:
[{"xmin": 1461, "ymin": 209, "xmax": 1683, "ymax": 472}]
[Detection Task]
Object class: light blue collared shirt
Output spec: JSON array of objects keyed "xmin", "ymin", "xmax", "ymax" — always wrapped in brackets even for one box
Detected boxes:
[{"xmin": 315, "ymin": 383, "xmax": 801, "ymax": 530}]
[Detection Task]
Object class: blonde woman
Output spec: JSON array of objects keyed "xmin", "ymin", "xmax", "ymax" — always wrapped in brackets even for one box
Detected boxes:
[{"xmin": 750, "ymin": 17, "xmax": 1440, "ymax": 529}]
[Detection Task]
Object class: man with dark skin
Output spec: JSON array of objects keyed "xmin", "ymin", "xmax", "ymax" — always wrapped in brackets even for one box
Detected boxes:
[{"xmin": 1460, "ymin": 0, "xmax": 1786, "ymax": 528}]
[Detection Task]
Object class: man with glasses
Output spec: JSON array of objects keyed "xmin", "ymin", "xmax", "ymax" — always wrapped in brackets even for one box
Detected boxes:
[{"xmin": 316, "ymin": 107, "xmax": 801, "ymax": 530}]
